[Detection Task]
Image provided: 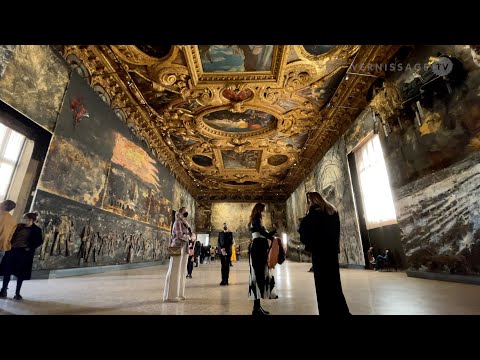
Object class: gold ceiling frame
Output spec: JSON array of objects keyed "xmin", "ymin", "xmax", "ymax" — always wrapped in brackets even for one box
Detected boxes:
[
  {"xmin": 293, "ymin": 45, "xmax": 361, "ymax": 63},
  {"xmin": 111, "ymin": 45, "xmax": 179, "ymax": 67},
  {"xmin": 58, "ymin": 45, "xmax": 401, "ymax": 202},
  {"xmin": 183, "ymin": 45, "xmax": 289, "ymax": 88}
]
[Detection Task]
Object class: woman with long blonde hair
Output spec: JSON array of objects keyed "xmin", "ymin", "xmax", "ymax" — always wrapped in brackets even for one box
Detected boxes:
[{"xmin": 298, "ymin": 192, "xmax": 350, "ymax": 317}]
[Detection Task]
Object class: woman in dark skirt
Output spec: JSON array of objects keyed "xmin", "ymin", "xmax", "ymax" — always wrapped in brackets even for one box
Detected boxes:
[
  {"xmin": 248, "ymin": 202, "xmax": 277, "ymax": 315},
  {"xmin": 298, "ymin": 192, "xmax": 351, "ymax": 317},
  {"xmin": 0, "ymin": 212, "xmax": 43, "ymax": 300}
]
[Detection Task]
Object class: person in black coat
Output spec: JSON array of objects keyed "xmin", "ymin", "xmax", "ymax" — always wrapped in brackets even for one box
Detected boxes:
[
  {"xmin": 218, "ymin": 223, "xmax": 233, "ymax": 286},
  {"xmin": 0, "ymin": 212, "xmax": 43, "ymax": 300},
  {"xmin": 298, "ymin": 192, "xmax": 351, "ymax": 317},
  {"xmin": 194, "ymin": 240, "xmax": 201, "ymax": 267}
]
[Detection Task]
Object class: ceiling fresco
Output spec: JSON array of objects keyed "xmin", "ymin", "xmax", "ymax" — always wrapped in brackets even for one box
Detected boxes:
[{"xmin": 59, "ymin": 45, "xmax": 400, "ymax": 201}]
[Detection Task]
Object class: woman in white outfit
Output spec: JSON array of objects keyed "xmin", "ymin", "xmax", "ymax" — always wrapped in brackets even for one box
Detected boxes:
[{"xmin": 163, "ymin": 207, "xmax": 191, "ymax": 302}]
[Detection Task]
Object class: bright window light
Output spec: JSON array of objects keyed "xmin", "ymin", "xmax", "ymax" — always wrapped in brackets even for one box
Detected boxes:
[
  {"xmin": 0, "ymin": 123, "xmax": 26, "ymax": 201},
  {"xmin": 282, "ymin": 232, "xmax": 288, "ymax": 248},
  {"xmin": 354, "ymin": 134, "xmax": 397, "ymax": 229}
]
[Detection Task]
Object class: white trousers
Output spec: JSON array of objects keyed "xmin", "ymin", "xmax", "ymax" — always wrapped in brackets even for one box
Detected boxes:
[{"xmin": 163, "ymin": 241, "xmax": 188, "ymax": 301}]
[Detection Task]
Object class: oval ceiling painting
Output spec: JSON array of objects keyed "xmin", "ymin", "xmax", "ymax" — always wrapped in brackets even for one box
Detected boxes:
[
  {"xmin": 192, "ymin": 155, "xmax": 213, "ymax": 167},
  {"xmin": 203, "ymin": 109, "xmax": 276, "ymax": 133},
  {"xmin": 267, "ymin": 154, "xmax": 288, "ymax": 166},
  {"xmin": 303, "ymin": 45, "xmax": 336, "ymax": 56}
]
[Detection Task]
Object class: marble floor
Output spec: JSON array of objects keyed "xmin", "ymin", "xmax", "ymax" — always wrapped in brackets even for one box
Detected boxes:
[{"xmin": 0, "ymin": 260, "xmax": 479, "ymax": 315}]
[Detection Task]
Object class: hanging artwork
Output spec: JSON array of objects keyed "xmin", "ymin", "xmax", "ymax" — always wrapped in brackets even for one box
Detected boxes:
[{"xmin": 70, "ymin": 97, "xmax": 89, "ymax": 127}]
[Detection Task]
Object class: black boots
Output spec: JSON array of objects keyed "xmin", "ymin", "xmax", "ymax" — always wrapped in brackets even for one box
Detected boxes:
[
  {"xmin": 252, "ymin": 299, "xmax": 269, "ymax": 315},
  {"xmin": 0, "ymin": 288, "xmax": 22, "ymax": 300},
  {"xmin": 252, "ymin": 307, "xmax": 270, "ymax": 315}
]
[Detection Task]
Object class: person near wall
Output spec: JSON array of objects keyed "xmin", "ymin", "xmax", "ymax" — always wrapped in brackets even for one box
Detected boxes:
[
  {"xmin": 374, "ymin": 248, "xmax": 393, "ymax": 271},
  {"xmin": 367, "ymin": 247, "xmax": 376, "ymax": 269},
  {"xmin": 0, "ymin": 200, "xmax": 17, "ymax": 266},
  {"xmin": 218, "ymin": 223, "xmax": 233, "ymax": 285},
  {"xmin": 163, "ymin": 207, "xmax": 191, "ymax": 302},
  {"xmin": 194, "ymin": 239, "xmax": 201, "ymax": 267},
  {"xmin": 248, "ymin": 203, "xmax": 277, "ymax": 316},
  {"xmin": 186, "ymin": 233, "xmax": 197, "ymax": 278},
  {"xmin": 298, "ymin": 192, "xmax": 351, "ymax": 317},
  {"xmin": 0, "ymin": 212, "xmax": 43, "ymax": 300}
]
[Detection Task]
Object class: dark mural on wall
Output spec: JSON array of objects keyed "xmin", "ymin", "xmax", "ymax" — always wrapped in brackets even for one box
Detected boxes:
[
  {"xmin": 172, "ymin": 181, "xmax": 197, "ymax": 232},
  {"xmin": 270, "ymin": 202, "xmax": 287, "ymax": 234},
  {"xmin": 342, "ymin": 45, "xmax": 480, "ymax": 275},
  {"xmin": 383, "ymin": 45, "xmax": 480, "ymax": 275},
  {"xmin": 38, "ymin": 137, "xmax": 108, "ymax": 207},
  {"xmin": 313, "ymin": 139, "xmax": 364, "ymax": 265},
  {"xmin": 195, "ymin": 202, "xmax": 211, "ymax": 232},
  {"xmin": 32, "ymin": 69, "xmax": 191, "ymax": 269},
  {"xmin": 34, "ymin": 191, "xmax": 169, "ymax": 270},
  {"xmin": 286, "ymin": 179, "xmax": 306, "ymax": 245},
  {"xmin": 286, "ymin": 138, "xmax": 364, "ymax": 265},
  {"xmin": 380, "ymin": 45, "xmax": 480, "ymax": 189},
  {"xmin": 395, "ymin": 152, "xmax": 480, "ymax": 275},
  {"xmin": 0, "ymin": 45, "xmax": 69, "ymax": 132}
]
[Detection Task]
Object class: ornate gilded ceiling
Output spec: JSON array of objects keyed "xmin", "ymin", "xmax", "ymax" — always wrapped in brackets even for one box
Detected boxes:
[{"xmin": 59, "ymin": 45, "xmax": 399, "ymax": 201}]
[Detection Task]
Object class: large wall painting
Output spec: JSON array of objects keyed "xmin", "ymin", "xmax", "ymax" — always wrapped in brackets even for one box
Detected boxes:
[
  {"xmin": 285, "ymin": 138, "xmax": 364, "ymax": 266},
  {"xmin": 111, "ymin": 132, "xmax": 160, "ymax": 190},
  {"xmin": 210, "ymin": 202, "xmax": 274, "ymax": 248},
  {"xmin": 34, "ymin": 190, "xmax": 170, "ymax": 270},
  {"xmin": 38, "ymin": 136, "xmax": 108, "ymax": 207},
  {"xmin": 0, "ymin": 45, "xmax": 69, "ymax": 132},
  {"xmin": 172, "ymin": 181, "xmax": 196, "ymax": 232},
  {"xmin": 31, "ymin": 62, "xmax": 193, "ymax": 270},
  {"xmin": 312, "ymin": 139, "xmax": 364, "ymax": 265}
]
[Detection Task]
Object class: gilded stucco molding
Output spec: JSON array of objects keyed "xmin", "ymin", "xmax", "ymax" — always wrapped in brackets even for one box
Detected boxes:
[{"xmin": 59, "ymin": 44, "xmax": 400, "ymax": 200}]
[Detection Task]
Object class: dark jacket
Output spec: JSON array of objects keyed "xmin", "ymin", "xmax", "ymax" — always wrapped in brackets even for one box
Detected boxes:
[
  {"xmin": 1, "ymin": 223, "xmax": 43, "ymax": 280},
  {"xmin": 250, "ymin": 218, "xmax": 276, "ymax": 240},
  {"xmin": 218, "ymin": 231, "xmax": 233, "ymax": 255},
  {"xmin": 194, "ymin": 240, "xmax": 201, "ymax": 257},
  {"xmin": 298, "ymin": 206, "xmax": 350, "ymax": 316},
  {"xmin": 298, "ymin": 207, "xmax": 340, "ymax": 259}
]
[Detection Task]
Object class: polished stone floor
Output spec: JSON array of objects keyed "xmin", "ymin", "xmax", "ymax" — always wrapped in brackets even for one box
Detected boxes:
[{"xmin": 0, "ymin": 260, "xmax": 479, "ymax": 315}]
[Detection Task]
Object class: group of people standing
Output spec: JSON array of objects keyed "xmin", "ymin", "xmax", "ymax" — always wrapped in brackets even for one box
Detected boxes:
[
  {"xmin": 246, "ymin": 192, "xmax": 350, "ymax": 317},
  {"xmin": 3, "ymin": 189, "xmax": 351, "ymax": 316},
  {"xmin": 0, "ymin": 200, "xmax": 44, "ymax": 300},
  {"xmin": 164, "ymin": 190, "xmax": 351, "ymax": 317}
]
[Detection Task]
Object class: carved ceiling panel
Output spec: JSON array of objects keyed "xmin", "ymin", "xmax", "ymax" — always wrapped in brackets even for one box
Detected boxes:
[{"xmin": 59, "ymin": 45, "xmax": 400, "ymax": 201}]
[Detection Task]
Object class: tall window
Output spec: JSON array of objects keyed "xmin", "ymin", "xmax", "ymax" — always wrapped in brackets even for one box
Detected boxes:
[
  {"xmin": 354, "ymin": 134, "xmax": 397, "ymax": 229},
  {"xmin": 0, "ymin": 123, "xmax": 26, "ymax": 201}
]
